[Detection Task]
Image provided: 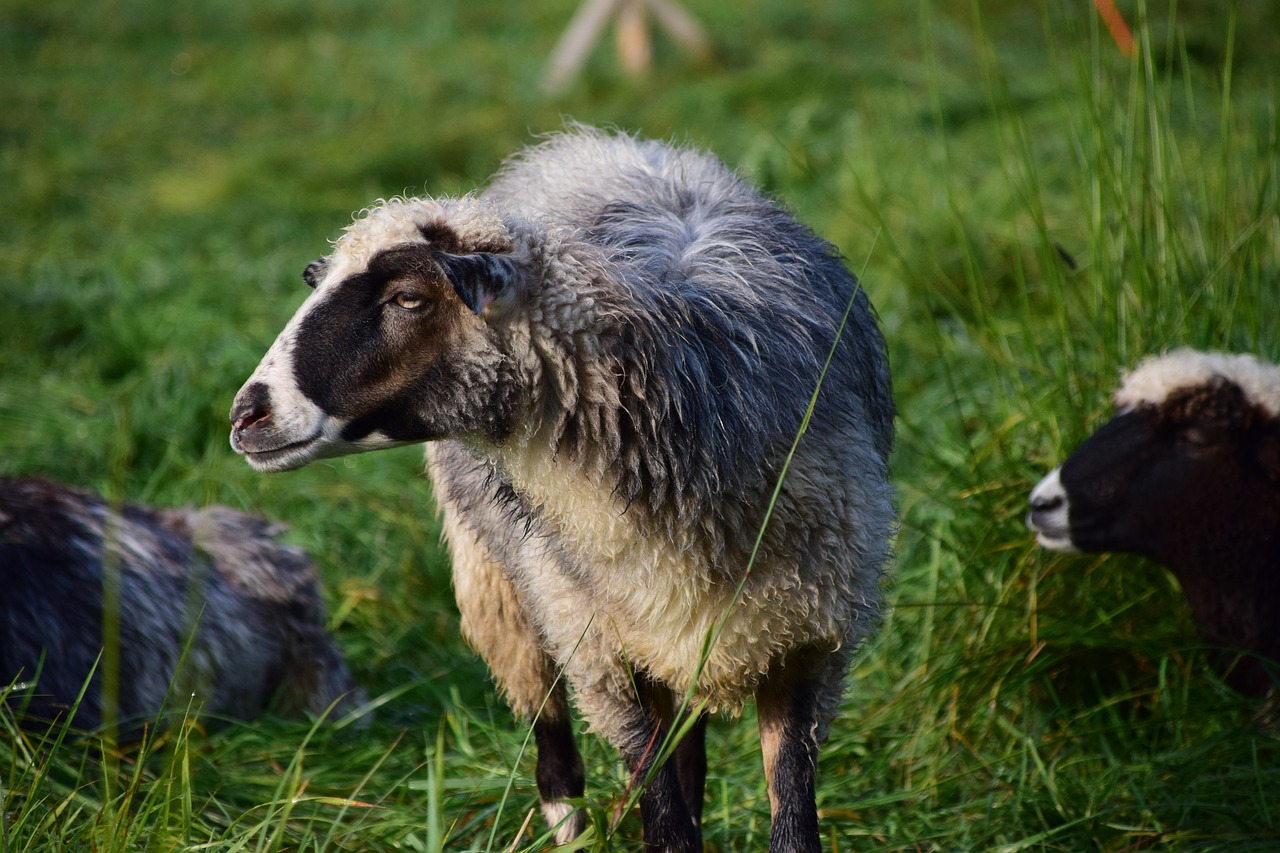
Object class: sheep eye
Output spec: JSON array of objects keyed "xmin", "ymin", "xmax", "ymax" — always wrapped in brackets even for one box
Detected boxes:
[
  {"xmin": 1180, "ymin": 426, "xmax": 1216, "ymax": 448},
  {"xmin": 391, "ymin": 292, "xmax": 427, "ymax": 311}
]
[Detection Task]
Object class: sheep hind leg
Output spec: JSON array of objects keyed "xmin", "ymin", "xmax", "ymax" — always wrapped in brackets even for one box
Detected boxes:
[
  {"xmin": 618, "ymin": 675, "xmax": 701, "ymax": 852},
  {"xmin": 756, "ymin": 652, "xmax": 834, "ymax": 853},
  {"xmin": 674, "ymin": 711, "xmax": 708, "ymax": 828},
  {"xmin": 647, "ymin": 684, "xmax": 709, "ymax": 828}
]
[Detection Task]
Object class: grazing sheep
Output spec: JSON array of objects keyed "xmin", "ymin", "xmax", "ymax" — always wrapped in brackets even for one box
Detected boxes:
[
  {"xmin": 229, "ymin": 128, "xmax": 896, "ymax": 851},
  {"xmin": 1027, "ymin": 349, "xmax": 1280, "ymax": 695},
  {"xmin": 0, "ymin": 476, "xmax": 362, "ymax": 732}
]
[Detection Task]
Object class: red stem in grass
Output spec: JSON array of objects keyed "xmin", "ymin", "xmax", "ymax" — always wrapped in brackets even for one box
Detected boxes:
[{"xmin": 1095, "ymin": 0, "xmax": 1135, "ymax": 57}]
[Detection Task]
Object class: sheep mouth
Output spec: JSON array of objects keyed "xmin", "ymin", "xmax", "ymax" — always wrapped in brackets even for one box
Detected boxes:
[
  {"xmin": 1026, "ymin": 511, "xmax": 1077, "ymax": 553},
  {"xmin": 237, "ymin": 433, "xmax": 324, "ymax": 472},
  {"xmin": 1027, "ymin": 468, "xmax": 1077, "ymax": 553}
]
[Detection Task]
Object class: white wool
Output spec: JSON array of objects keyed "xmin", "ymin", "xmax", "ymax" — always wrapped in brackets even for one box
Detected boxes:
[
  {"xmin": 334, "ymin": 196, "xmax": 511, "ymax": 271},
  {"xmin": 540, "ymin": 800, "xmax": 583, "ymax": 844},
  {"xmin": 1115, "ymin": 348, "xmax": 1280, "ymax": 417}
]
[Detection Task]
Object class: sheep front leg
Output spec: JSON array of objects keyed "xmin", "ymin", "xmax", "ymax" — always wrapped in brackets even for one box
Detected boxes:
[
  {"xmin": 533, "ymin": 699, "xmax": 586, "ymax": 842},
  {"xmin": 756, "ymin": 654, "xmax": 829, "ymax": 853},
  {"xmin": 442, "ymin": 508, "xmax": 585, "ymax": 841},
  {"xmin": 461, "ymin": 567, "xmax": 585, "ymax": 841}
]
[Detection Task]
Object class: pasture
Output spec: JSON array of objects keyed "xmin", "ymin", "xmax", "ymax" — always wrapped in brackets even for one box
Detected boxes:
[{"xmin": 2, "ymin": 0, "xmax": 1278, "ymax": 849}]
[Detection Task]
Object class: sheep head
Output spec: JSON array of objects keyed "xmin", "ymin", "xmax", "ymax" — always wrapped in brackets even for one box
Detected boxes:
[
  {"xmin": 229, "ymin": 199, "xmax": 524, "ymax": 472},
  {"xmin": 1028, "ymin": 351, "xmax": 1280, "ymax": 566}
]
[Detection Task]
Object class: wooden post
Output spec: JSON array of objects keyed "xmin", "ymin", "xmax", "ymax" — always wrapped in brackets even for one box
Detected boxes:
[{"xmin": 542, "ymin": 0, "xmax": 710, "ymax": 94}]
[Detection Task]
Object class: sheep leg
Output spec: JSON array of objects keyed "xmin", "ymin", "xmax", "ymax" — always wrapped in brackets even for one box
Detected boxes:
[
  {"xmin": 756, "ymin": 658, "xmax": 825, "ymax": 853},
  {"xmin": 644, "ymin": 683, "xmax": 708, "ymax": 827},
  {"xmin": 533, "ymin": 695, "xmax": 586, "ymax": 842},
  {"xmin": 673, "ymin": 711, "xmax": 708, "ymax": 827},
  {"xmin": 618, "ymin": 674, "xmax": 701, "ymax": 852},
  {"xmin": 438, "ymin": 493, "xmax": 586, "ymax": 840}
]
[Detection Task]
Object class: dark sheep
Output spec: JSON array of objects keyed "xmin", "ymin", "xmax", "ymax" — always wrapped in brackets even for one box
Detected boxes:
[
  {"xmin": 1028, "ymin": 348, "xmax": 1280, "ymax": 694},
  {"xmin": 229, "ymin": 127, "xmax": 896, "ymax": 851},
  {"xmin": 0, "ymin": 476, "xmax": 362, "ymax": 732}
]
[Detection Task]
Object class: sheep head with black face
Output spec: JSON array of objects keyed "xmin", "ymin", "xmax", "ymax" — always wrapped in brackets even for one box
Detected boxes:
[
  {"xmin": 229, "ymin": 199, "xmax": 525, "ymax": 472},
  {"xmin": 1028, "ymin": 349, "xmax": 1280, "ymax": 694}
]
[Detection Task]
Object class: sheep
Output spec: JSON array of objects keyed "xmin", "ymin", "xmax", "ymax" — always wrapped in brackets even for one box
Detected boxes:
[
  {"xmin": 229, "ymin": 127, "xmax": 896, "ymax": 852},
  {"xmin": 1027, "ymin": 348, "xmax": 1280, "ymax": 695},
  {"xmin": 0, "ymin": 475, "xmax": 363, "ymax": 732}
]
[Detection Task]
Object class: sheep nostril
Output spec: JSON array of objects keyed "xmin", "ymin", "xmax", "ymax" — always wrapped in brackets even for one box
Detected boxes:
[
  {"xmin": 233, "ymin": 407, "xmax": 271, "ymax": 431},
  {"xmin": 230, "ymin": 382, "xmax": 274, "ymax": 431},
  {"xmin": 1030, "ymin": 493, "xmax": 1063, "ymax": 512}
]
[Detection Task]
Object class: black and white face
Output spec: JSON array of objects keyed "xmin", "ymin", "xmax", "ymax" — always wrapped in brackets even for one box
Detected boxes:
[
  {"xmin": 1027, "ymin": 410, "xmax": 1169, "ymax": 555},
  {"xmin": 1026, "ymin": 466, "xmax": 1075, "ymax": 551},
  {"xmin": 1027, "ymin": 382, "xmax": 1279, "ymax": 563},
  {"xmin": 229, "ymin": 238, "xmax": 519, "ymax": 473}
]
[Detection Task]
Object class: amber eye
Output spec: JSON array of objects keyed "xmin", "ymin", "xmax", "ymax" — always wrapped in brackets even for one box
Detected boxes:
[
  {"xmin": 1180, "ymin": 425, "xmax": 1221, "ymax": 449},
  {"xmin": 392, "ymin": 292, "xmax": 426, "ymax": 311}
]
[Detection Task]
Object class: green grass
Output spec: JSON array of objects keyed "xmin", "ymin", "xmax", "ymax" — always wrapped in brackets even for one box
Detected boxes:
[{"xmin": 3, "ymin": 0, "xmax": 1279, "ymax": 849}]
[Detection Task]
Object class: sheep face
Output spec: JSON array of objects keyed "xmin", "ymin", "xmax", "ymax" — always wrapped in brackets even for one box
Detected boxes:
[
  {"xmin": 1028, "ymin": 379, "xmax": 1280, "ymax": 563},
  {"xmin": 230, "ymin": 229, "xmax": 519, "ymax": 472}
]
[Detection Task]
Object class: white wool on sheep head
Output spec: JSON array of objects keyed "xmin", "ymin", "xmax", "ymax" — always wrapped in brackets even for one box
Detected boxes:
[
  {"xmin": 304, "ymin": 196, "xmax": 515, "ymax": 289},
  {"xmin": 1115, "ymin": 348, "xmax": 1280, "ymax": 417}
]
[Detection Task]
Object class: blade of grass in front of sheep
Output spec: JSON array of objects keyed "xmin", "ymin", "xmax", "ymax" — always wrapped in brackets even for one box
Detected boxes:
[
  {"xmin": 318, "ymin": 733, "xmax": 426, "ymax": 849},
  {"xmin": 246, "ymin": 707, "xmax": 338, "ymax": 853},
  {"xmin": 2, "ymin": 666, "xmax": 105, "ymax": 838},
  {"xmin": 704, "ymin": 238, "xmax": 880, "ymax": 660},
  {"xmin": 601, "ymin": 636, "xmax": 710, "ymax": 841},
  {"xmin": 624, "ymin": 238, "xmax": 882, "ymax": 821},
  {"xmin": 427, "ymin": 722, "xmax": 448, "ymax": 853},
  {"xmin": 327, "ymin": 686, "xmax": 398, "ymax": 732},
  {"xmin": 155, "ymin": 605, "xmax": 209, "ymax": 731},
  {"xmin": 98, "ymin": 503, "xmax": 124, "ymax": 821},
  {"xmin": 0, "ymin": 654, "xmax": 50, "ymax": 730}
]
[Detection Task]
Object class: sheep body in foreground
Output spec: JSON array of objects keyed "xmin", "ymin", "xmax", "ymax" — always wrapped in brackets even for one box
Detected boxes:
[
  {"xmin": 230, "ymin": 128, "xmax": 896, "ymax": 851},
  {"xmin": 0, "ymin": 476, "xmax": 361, "ymax": 731},
  {"xmin": 1028, "ymin": 349, "xmax": 1280, "ymax": 694}
]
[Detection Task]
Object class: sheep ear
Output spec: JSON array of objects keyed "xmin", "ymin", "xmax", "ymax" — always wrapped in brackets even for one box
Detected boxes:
[
  {"xmin": 436, "ymin": 252, "xmax": 520, "ymax": 316},
  {"xmin": 302, "ymin": 258, "xmax": 328, "ymax": 289}
]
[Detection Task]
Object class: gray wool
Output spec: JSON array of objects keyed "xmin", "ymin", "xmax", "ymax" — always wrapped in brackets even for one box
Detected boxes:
[{"xmin": 0, "ymin": 477, "xmax": 363, "ymax": 732}]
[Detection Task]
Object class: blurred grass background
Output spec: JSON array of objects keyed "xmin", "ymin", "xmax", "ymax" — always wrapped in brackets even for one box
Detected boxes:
[{"xmin": 2, "ymin": 0, "xmax": 1278, "ymax": 849}]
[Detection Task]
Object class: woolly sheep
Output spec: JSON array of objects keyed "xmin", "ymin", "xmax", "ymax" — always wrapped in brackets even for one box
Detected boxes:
[
  {"xmin": 229, "ymin": 128, "xmax": 896, "ymax": 851},
  {"xmin": 1027, "ymin": 349, "xmax": 1280, "ymax": 695},
  {"xmin": 0, "ymin": 476, "xmax": 362, "ymax": 732}
]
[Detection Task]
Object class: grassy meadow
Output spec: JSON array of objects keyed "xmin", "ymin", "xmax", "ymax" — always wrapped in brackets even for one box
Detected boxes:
[{"xmin": 2, "ymin": 0, "xmax": 1279, "ymax": 849}]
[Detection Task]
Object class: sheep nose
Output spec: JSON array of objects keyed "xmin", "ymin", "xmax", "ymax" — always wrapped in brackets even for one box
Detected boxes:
[
  {"xmin": 1029, "ymin": 492, "xmax": 1063, "ymax": 512},
  {"xmin": 230, "ymin": 382, "xmax": 273, "ymax": 431}
]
